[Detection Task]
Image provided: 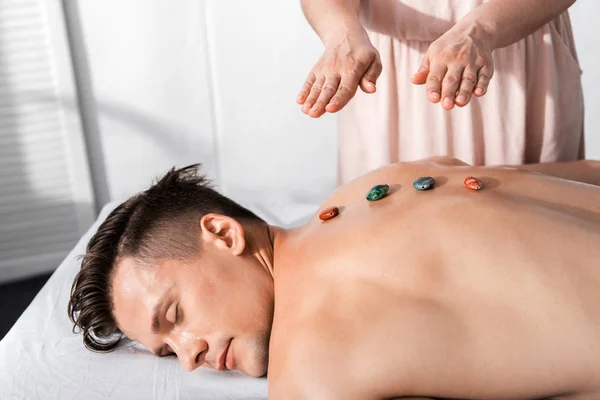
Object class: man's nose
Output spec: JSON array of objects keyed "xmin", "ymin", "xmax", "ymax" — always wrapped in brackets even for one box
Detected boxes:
[{"xmin": 167, "ymin": 334, "xmax": 208, "ymax": 372}]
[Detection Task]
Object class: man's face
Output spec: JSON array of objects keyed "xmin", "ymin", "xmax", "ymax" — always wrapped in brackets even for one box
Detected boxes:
[{"xmin": 111, "ymin": 229, "xmax": 274, "ymax": 377}]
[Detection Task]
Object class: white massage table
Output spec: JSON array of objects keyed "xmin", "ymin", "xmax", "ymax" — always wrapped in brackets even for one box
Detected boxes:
[{"xmin": 0, "ymin": 198, "xmax": 318, "ymax": 399}]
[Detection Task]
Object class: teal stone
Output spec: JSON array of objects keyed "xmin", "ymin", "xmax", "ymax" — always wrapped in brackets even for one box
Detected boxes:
[
  {"xmin": 413, "ymin": 176, "xmax": 435, "ymax": 191},
  {"xmin": 366, "ymin": 184, "xmax": 390, "ymax": 201}
]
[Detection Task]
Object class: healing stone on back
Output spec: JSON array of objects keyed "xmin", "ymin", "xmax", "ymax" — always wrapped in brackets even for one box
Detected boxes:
[
  {"xmin": 366, "ymin": 184, "xmax": 390, "ymax": 201},
  {"xmin": 464, "ymin": 176, "xmax": 483, "ymax": 190},
  {"xmin": 319, "ymin": 206, "xmax": 340, "ymax": 221},
  {"xmin": 412, "ymin": 176, "xmax": 435, "ymax": 191}
]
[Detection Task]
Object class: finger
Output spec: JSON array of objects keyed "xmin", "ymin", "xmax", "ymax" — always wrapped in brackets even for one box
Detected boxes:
[
  {"xmin": 309, "ymin": 74, "xmax": 341, "ymax": 118},
  {"xmin": 325, "ymin": 75, "xmax": 359, "ymax": 113},
  {"xmin": 301, "ymin": 75, "xmax": 326, "ymax": 114},
  {"xmin": 359, "ymin": 51, "xmax": 382, "ymax": 93},
  {"xmin": 297, "ymin": 72, "xmax": 316, "ymax": 105},
  {"xmin": 411, "ymin": 56, "xmax": 431, "ymax": 85},
  {"xmin": 440, "ymin": 65, "xmax": 464, "ymax": 110},
  {"xmin": 474, "ymin": 64, "xmax": 493, "ymax": 97},
  {"xmin": 454, "ymin": 66, "xmax": 478, "ymax": 107},
  {"xmin": 425, "ymin": 62, "xmax": 447, "ymax": 103}
]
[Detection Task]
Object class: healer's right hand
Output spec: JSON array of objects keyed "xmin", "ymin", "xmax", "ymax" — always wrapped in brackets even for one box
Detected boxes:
[{"xmin": 297, "ymin": 26, "xmax": 382, "ymax": 118}]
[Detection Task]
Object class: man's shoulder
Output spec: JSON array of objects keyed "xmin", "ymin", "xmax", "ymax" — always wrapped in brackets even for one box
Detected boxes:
[
  {"xmin": 267, "ymin": 321, "xmax": 382, "ymax": 400},
  {"xmin": 267, "ymin": 292, "xmax": 463, "ymax": 399},
  {"xmin": 267, "ymin": 309, "xmax": 418, "ymax": 400}
]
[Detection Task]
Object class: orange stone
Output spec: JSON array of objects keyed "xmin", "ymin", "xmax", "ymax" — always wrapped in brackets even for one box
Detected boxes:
[
  {"xmin": 319, "ymin": 206, "xmax": 340, "ymax": 221},
  {"xmin": 464, "ymin": 176, "xmax": 483, "ymax": 190}
]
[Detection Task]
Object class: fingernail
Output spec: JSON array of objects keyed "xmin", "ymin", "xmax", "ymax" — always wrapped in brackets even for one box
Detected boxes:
[
  {"xmin": 430, "ymin": 92, "xmax": 440, "ymax": 101},
  {"xmin": 456, "ymin": 95, "xmax": 466, "ymax": 103},
  {"xmin": 475, "ymin": 88, "xmax": 484, "ymax": 95},
  {"xmin": 443, "ymin": 97, "xmax": 453, "ymax": 106}
]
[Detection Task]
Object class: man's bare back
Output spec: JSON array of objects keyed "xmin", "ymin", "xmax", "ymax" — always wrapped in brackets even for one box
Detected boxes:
[{"xmin": 269, "ymin": 157, "xmax": 600, "ymax": 399}]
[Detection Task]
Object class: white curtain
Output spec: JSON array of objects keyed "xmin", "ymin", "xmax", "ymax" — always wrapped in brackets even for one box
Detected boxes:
[{"xmin": 0, "ymin": 0, "xmax": 94, "ymax": 283}]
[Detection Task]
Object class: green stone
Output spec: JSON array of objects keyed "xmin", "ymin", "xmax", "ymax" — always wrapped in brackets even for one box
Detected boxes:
[{"xmin": 366, "ymin": 184, "xmax": 390, "ymax": 201}]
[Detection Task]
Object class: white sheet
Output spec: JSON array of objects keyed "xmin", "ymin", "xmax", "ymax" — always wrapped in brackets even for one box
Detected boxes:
[{"xmin": 0, "ymin": 199, "xmax": 318, "ymax": 400}]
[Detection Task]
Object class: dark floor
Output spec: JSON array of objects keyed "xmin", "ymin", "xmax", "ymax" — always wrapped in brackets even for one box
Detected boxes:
[{"xmin": 0, "ymin": 273, "xmax": 52, "ymax": 340}]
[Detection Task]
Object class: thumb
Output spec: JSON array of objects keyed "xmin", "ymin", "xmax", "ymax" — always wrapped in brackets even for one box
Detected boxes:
[
  {"xmin": 411, "ymin": 56, "xmax": 430, "ymax": 85},
  {"xmin": 359, "ymin": 52, "xmax": 382, "ymax": 94}
]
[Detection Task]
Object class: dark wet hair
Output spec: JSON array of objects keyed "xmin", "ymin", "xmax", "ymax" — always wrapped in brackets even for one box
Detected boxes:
[{"xmin": 68, "ymin": 164, "xmax": 263, "ymax": 352}]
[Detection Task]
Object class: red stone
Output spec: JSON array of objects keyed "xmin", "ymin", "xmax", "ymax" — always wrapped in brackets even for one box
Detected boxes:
[
  {"xmin": 464, "ymin": 176, "xmax": 483, "ymax": 190},
  {"xmin": 319, "ymin": 206, "xmax": 340, "ymax": 221}
]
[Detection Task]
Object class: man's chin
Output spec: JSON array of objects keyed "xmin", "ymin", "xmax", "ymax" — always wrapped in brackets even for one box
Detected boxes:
[
  {"xmin": 236, "ymin": 337, "xmax": 269, "ymax": 377},
  {"xmin": 239, "ymin": 358, "xmax": 268, "ymax": 378},
  {"xmin": 248, "ymin": 368, "xmax": 268, "ymax": 378}
]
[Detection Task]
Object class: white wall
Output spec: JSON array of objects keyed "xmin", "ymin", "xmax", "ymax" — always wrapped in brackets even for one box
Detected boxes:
[
  {"xmin": 66, "ymin": 0, "xmax": 219, "ymax": 207},
  {"xmin": 204, "ymin": 1, "xmax": 337, "ymax": 206},
  {"xmin": 70, "ymin": 0, "xmax": 337, "ymax": 216},
  {"xmin": 70, "ymin": 0, "xmax": 599, "ymax": 214}
]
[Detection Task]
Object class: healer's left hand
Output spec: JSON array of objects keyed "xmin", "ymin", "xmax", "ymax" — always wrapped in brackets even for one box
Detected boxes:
[{"xmin": 411, "ymin": 22, "xmax": 495, "ymax": 110}]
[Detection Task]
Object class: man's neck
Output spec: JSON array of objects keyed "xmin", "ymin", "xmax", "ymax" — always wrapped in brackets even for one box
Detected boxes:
[{"xmin": 247, "ymin": 222, "xmax": 285, "ymax": 279}]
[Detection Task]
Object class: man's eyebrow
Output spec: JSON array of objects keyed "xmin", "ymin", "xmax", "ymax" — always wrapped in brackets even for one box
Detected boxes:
[{"xmin": 150, "ymin": 292, "xmax": 170, "ymax": 335}]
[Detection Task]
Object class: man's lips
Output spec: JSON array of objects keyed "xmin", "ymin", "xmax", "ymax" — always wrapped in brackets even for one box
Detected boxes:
[
  {"xmin": 217, "ymin": 338, "xmax": 233, "ymax": 371},
  {"xmin": 225, "ymin": 338, "xmax": 235, "ymax": 371}
]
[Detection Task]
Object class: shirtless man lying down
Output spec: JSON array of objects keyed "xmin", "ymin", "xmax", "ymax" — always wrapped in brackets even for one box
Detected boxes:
[{"xmin": 69, "ymin": 156, "xmax": 600, "ymax": 399}]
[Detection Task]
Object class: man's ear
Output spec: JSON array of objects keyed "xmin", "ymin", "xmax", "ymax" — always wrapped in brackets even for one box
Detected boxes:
[{"xmin": 199, "ymin": 214, "xmax": 246, "ymax": 256}]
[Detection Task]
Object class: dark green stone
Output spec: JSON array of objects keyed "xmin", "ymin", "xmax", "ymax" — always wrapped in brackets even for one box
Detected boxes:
[
  {"xmin": 413, "ymin": 176, "xmax": 435, "ymax": 191},
  {"xmin": 366, "ymin": 184, "xmax": 390, "ymax": 201}
]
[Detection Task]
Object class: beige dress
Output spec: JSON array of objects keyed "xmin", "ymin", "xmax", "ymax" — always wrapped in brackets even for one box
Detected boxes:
[{"xmin": 338, "ymin": 0, "xmax": 584, "ymax": 184}]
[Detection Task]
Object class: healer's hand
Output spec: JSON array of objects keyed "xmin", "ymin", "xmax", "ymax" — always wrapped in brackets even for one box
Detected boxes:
[
  {"xmin": 411, "ymin": 22, "xmax": 495, "ymax": 110},
  {"xmin": 297, "ymin": 27, "xmax": 382, "ymax": 118}
]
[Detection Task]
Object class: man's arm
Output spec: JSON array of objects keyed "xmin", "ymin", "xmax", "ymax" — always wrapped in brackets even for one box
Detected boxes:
[{"xmin": 512, "ymin": 160, "xmax": 600, "ymax": 186}]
